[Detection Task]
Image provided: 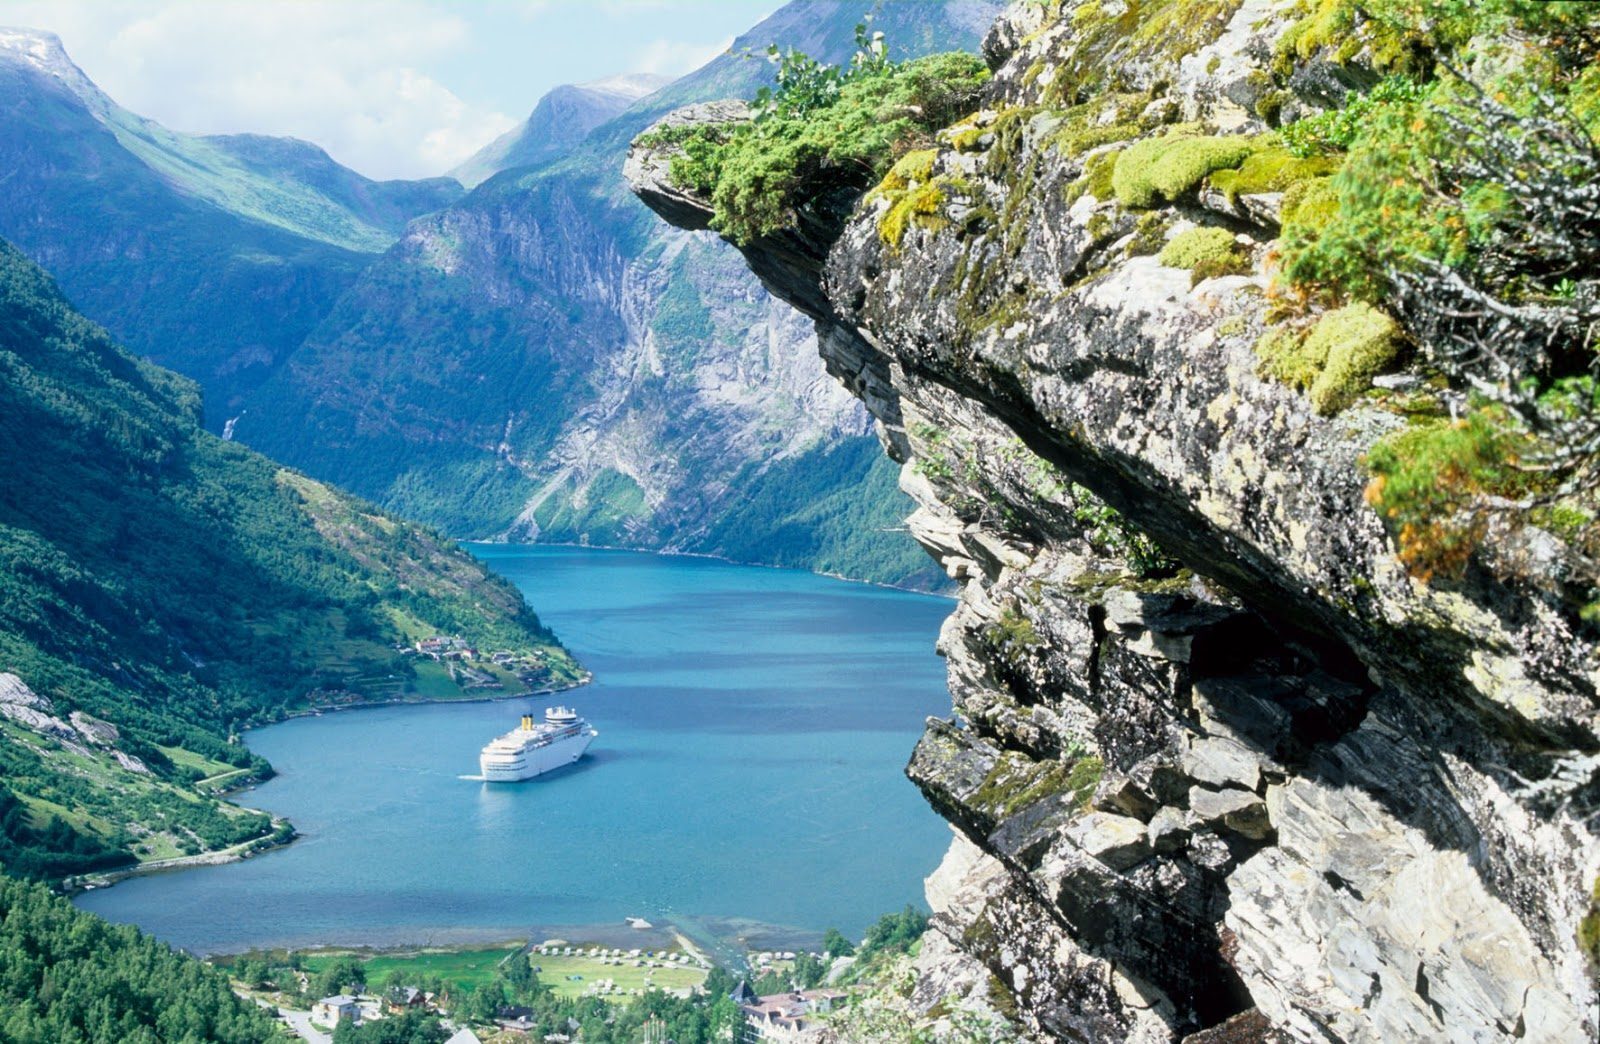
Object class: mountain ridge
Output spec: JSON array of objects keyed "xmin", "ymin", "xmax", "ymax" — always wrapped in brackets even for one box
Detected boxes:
[{"xmin": 233, "ymin": 0, "xmax": 1004, "ymax": 589}]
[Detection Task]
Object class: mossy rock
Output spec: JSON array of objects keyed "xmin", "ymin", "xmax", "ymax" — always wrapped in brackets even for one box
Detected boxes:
[
  {"xmin": 1158, "ymin": 226, "xmax": 1239, "ymax": 268},
  {"xmin": 1125, "ymin": 211, "xmax": 1170, "ymax": 257},
  {"xmin": 879, "ymin": 176, "xmax": 973, "ymax": 251},
  {"xmin": 948, "ymin": 126, "xmax": 989, "ymax": 152},
  {"xmin": 1207, "ymin": 147, "xmax": 1339, "ymax": 203},
  {"xmin": 876, "ymin": 148, "xmax": 940, "ymax": 195},
  {"xmin": 1112, "ymin": 133, "xmax": 1258, "ymax": 208},
  {"xmin": 973, "ymin": 750, "xmax": 1103, "ymax": 819},
  {"xmin": 1158, "ymin": 224, "xmax": 1256, "ymax": 284},
  {"xmin": 1066, "ymin": 148, "xmax": 1121, "ymax": 203},
  {"xmin": 1579, "ymin": 873, "xmax": 1600, "ymax": 969},
  {"xmin": 1257, "ymin": 302, "xmax": 1400, "ymax": 414}
]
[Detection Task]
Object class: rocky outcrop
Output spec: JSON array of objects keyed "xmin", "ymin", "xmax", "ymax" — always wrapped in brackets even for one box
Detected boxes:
[
  {"xmin": 629, "ymin": 1, "xmax": 1600, "ymax": 1039},
  {"xmin": 1, "ymin": 674, "xmax": 149, "ymax": 771}
]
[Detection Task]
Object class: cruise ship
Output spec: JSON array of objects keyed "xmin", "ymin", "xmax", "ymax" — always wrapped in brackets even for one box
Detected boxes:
[{"xmin": 478, "ymin": 707, "xmax": 597, "ymax": 781}]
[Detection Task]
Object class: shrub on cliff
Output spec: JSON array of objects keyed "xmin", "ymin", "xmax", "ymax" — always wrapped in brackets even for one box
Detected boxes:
[
  {"xmin": 1272, "ymin": 0, "xmax": 1599, "ymax": 598},
  {"xmin": 639, "ymin": 30, "xmax": 988, "ymax": 244}
]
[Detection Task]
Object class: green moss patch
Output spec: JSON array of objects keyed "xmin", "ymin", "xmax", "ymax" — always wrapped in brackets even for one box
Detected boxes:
[
  {"xmin": 876, "ymin": 148, "xmax": 939, "ymax": 194},
  {"xmin": 1066, "ymin": 148, "xmax": 1121, "ymax": 204},
  {"xmin": 1112, "ymin": 133, "xmax": 1258, "ymax": 207},
  {"xmin": 1160, "ymin": 225, "xmax": 1253, "ymax": 284},
  {"xmin": 1159, "ymin": 226, "xmax": 1237, "ymax": 267},
  {"xmin": 1207, "ymin": 147, "xmax": 1339, "ymax": 202},
  {"xmin": 1578, "ymin": 873, "xmax": 1600, "ymax": 969},
  {"xmin": 878, "ymin": 177, "xmax": 962, "ymax": 250},
  {"xmin": 1257, "ymin": 302, "xmax": 1400, "ymax": 414},
  {"xmin": 1125, "ymin": 211, "xmax": 1170, "ymax": 257},
  {"xmin": 973, "ymin": 750, "xmax": 1104, "ymax": 820}
]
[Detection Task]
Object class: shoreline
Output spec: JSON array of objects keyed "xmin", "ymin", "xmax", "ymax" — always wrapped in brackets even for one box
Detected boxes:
[
  {"xmin": 203, "ymin": 915, "xmax": 819, "ymax": 966},
  {"xmin": 68, "ymin": 815, "xmax": 297, "ymax": 895},
  {"xmin": 465, "ymin": 539, "xmax": 958, "ymax": 600},
  {"xmin": 270, "ymin": 670, "xmax": 594, "ymax": 725}
]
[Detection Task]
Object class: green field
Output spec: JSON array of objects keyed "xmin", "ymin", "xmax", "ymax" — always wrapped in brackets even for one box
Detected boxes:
[
  {"xmin": 300, "ymin": 946, "xmax": 520, "ymax": 992},
  {"xmin": 292, "ymin": 943, "xmax": 709, "ymax": 1001}
]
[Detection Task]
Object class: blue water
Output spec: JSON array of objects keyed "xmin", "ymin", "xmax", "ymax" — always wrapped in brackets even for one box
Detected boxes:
[{"xmin": 76, "ymin": 546, "xmax": 953, "ymax": 955}]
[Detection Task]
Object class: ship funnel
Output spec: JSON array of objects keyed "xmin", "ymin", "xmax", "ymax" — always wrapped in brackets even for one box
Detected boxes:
[{"xmin": 521, "ymin": 715, "xmax": 532, "ymax": 730}]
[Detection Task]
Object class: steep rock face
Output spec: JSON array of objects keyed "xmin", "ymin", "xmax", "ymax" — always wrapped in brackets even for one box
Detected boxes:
[{"xmin": 630, "ymin": 2, "xmax": 1600, "ymax": 1039}]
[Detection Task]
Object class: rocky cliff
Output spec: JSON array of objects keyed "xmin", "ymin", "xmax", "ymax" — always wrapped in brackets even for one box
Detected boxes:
[{"xmin": 630, "ymin": 1, "xmax": 1600, "ymax": 1039}]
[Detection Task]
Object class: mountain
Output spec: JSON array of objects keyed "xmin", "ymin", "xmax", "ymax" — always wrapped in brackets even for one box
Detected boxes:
[
  {"xmin": 0, "ymin": 238, "xmax": 579, "ymax": 880},
  {"xmin": 0, "ymin": 27, "xmax": 462, "ymax": 425},
  {"xmin": 233, "ymin": 0, "xmax": 1004, "ymax": 589},
  {"xmin": 451, "ymin": 73, "xmax": 671, "ymax": 188}
]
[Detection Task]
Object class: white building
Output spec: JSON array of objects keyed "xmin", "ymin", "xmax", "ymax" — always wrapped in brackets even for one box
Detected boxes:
[
  {"xmin": 739, "ymin": 989, "xmax": 846, "ymax": 1042},
  {"xmin": 311, "ymin": 995, "xmax": 360, "ymax": 1025}
]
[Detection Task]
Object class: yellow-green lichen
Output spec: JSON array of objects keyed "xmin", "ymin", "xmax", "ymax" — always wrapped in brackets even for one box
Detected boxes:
[
  {"xmin": 1207, "ymin": 147, "xmax": 1339, "ymax": 202},
  {"xmin": 879, "ymin": 178, "xmax": 952, "ymax": 250},
  {"xmin": 1257, "ymin": 302, "xmax": 1400, "ymax": 414},
  {"xmin": 1066, "ymin": 148, "xmax": 1121, "ymax": 203},
  {"xmin": 875, "ymin": 148, "xmax": 940, "ymax": 196},
  {"xmin": 1112, "ymin": 133, "xmax": 1258, "ymax": 208}
]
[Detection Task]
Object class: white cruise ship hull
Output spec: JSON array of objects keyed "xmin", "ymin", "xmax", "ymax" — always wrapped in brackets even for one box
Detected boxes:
[{"xmin": 479, "ymin": 729, "xmax": 594, "ymax": 781}]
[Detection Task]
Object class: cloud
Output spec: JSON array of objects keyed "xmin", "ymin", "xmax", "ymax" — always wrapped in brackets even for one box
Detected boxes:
[
  {"xmin": 0, "ymin": 0, "xmax": 515, "ymax": 179},
  {"xmin": 629, "ymin": 35, "xmax": 732, "ymax": 77}
]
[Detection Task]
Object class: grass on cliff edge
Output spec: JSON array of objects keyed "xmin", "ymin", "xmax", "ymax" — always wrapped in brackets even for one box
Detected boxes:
[{"xmin": 638, "ymin": 46, "xmax": 987, "ymax": 244}]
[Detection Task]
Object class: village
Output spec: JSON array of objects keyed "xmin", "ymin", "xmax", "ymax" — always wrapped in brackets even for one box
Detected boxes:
[
  {"xmin": 407, "ymin": 636, "xmax": 559, "ymax": 694},
  {"xmin": 239, "ymin": 938, "xmax": 858, "ymax": 1044}
]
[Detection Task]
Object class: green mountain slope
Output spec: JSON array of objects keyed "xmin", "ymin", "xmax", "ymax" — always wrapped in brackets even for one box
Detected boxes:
[
  {"xmin": 0, "ymin": 28, "xmax": 462, "ymax": 425},
  {"xmin": 237, "ymin": 0, "xmax": 1000, "ymax": 590},
  {"xmin": 0, "ymin": 239, "xmax": 580, "ymax": 879}
]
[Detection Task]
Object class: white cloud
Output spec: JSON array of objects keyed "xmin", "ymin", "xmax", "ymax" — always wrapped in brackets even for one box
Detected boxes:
[
  {"xmin": 0, "ymin": 0, "xmax": 515, "ymax": 179},
  {"xmin": 629, "ymin": 35, "xmax": 731, "ymax": 77}
]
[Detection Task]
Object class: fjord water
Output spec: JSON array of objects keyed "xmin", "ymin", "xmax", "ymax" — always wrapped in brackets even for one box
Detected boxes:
[{"xmin": 76, "ymin": 546, "xmax": 953, "ymax": 954}]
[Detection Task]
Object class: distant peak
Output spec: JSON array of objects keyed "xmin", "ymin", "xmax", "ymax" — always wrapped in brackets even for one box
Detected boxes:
[
  {"xmin": 577, "ymin": 73, "xmax": 672, "ymax": 100},
  {"xmin": 0, "ymin": 27, "xmax": 105, "ymax": 107},
  {"xmin": 0, "ymin": 26, "xmax": 67, "ymax": 65}
]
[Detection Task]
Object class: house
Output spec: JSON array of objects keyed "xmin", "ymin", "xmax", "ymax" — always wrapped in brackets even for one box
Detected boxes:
[
  {"xmin": 738, "ymin": 989, "xmax": 847, "ymax": 1043},
  {"xmin": 495, "ymin": 1004, "xmax": 537, "ymax": 1031},
  {"xmin": 311, "ymin": 995, "xmax": 360, "ymax": 1025},
  {"xmin": 444, "ymin": 1030, "xmax": 483, "ymax": 1044},
  {"xmin": 387, "ymin": 986, "xmax": 427, "ymax": 1013}
]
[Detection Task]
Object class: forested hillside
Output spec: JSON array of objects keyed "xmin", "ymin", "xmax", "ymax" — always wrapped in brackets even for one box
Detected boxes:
[
  {"xmin": 0, "ymin": 876, "xmax": 280, "ymax": 1043},
  {"xmin": 0, "ymin": 240, "xmax": 579, "ymax": 878}
]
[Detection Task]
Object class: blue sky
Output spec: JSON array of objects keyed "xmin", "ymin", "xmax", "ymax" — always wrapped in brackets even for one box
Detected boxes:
[{"xmin": 0, "ymin": 0, "xmax": 780, "ymax": 179}]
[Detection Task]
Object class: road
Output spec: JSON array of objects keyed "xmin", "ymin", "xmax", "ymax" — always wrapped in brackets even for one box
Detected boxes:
[{"xmin": 276, "ymin": 1006, "xmax": 332, "ymax": 1044}]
